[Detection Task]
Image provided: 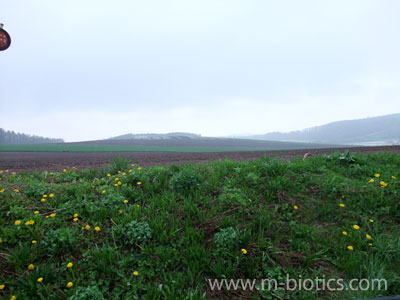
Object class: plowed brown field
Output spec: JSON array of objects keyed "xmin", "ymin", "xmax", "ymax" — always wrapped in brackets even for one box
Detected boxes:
[{"xmin": 1, "ymin": 146, "xmax": 399, "ymax": 172}]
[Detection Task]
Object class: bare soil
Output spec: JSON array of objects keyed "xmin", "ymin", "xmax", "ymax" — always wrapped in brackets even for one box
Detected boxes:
[
  {"xmin": 0, "ymin": 146, "xmax": 399, "ymax": 172},
  {"xmin": 70, "ymin": 137, "xmax": 335, "ymax": 148}
]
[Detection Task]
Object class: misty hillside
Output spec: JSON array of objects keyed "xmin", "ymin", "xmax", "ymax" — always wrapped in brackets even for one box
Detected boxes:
[
  {"xmin": 247, "ymin": 114, "xmax": 400, "ymax": 145},
  {"xmin": 109, "ymin": 132, "xmax": 202, "ymax": 140},
  {"xmin": 0, "ymin": 128, "xmax": 64, "ymax": 144}
]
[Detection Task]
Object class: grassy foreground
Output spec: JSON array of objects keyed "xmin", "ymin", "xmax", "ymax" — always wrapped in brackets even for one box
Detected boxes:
[{"xmin": 0, "ymin": 151, "xmax": 399, "ymax": 300}]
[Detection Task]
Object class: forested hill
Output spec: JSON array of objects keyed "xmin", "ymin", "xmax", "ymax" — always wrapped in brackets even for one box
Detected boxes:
[
  {"xmin": 0, "ymin": 128, "xmax": 64, "ymax": 144},
  {"xmin": 109, "ymin": 132, "xmax": 202, "ymax": 140},
  {"xmin": 247, "ymin": 113, "xmax": 400, "ymax": 145}
]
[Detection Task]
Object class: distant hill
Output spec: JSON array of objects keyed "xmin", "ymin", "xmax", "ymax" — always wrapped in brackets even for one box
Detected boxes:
[
  {"xmin": 71, "ymin": 135, "xmax": 338, "ymax": 151},
  {"xmin": 109, "ymin": 132, "xmax": 202, "ymax": 140},
  {"xmin": 245, "ymin": 114, "xmax": 400, "ymax": 145},
  {"xmin": 0, "ymin": 128, "xmax": 64, "ymax": 144}
]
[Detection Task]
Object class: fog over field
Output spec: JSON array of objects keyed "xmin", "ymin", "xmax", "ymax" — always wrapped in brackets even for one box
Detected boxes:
[
  {"xmin": 2, "ymin": 3, "xmax": 400, "ymax": 299},
  {"xmin": 1, "ymin": 1, "xmax": 400, "ymax": 142}
]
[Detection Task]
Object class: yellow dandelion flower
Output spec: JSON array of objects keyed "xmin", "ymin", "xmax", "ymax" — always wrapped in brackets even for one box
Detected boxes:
[
  {"xmin": 138, "ymin": 167, "xmax": 142, "ymax": 170},
  {"xmin": 118, "ymin": 209, "xmax": 123, "ymax": 214},
  {"xmin": 241, "ymin": 248, "xmax": 247, "ymax": 254},
  {"xmin": 32, "ymin": 240, "xmax": 37, "ymax": 244},
  {"xmin": 66, "ymin": 282, "xmax": 73, "ymax": 288},
  {"xmin": 107, "ymin": 173, "xmax": 111, "ymax": 177},
  {"xmin": 380, "ymin": 181, "xmax": 388, "ymax": 188},
  {"xmin": 94, "ymin": 226, "xmax": 101, "ymax": 232},
  {"xmin": 114, "ymin": 184, "xmax": 118, "ymax": 187},
  {"xmin": 73, "ymin": 217, "xmax": 78, "ymax": 222},
  {"xmin": 43, "ymin": 194, "xmax": 47, "ymax": 198},
  {"xmin": 101, "ymin": 190, "xmax": 106, "ymax": 194},
  {"xmin": 45, "ymin": 216, "xmax": 49, "ymax": 219},
  {"xmin": 353, "ymin": 225, "xmax": 360, "ymax": 230},
  {"xmin": 85, "ymin": 224, "xmax": 91, "ymax": 230},
  {"xmin": 133, "ymin": 271, "xmax": 139, "ymax": 276},
  {"xmin": 118, "ymin": 171, "xmax": 121, "ymax": 174},
  {"xmin": 368, "ymin": 179, "xmax": 374, "ymax": 183},
  {"xmin": 25, "ymin": 220, "xmax": 34, "ymax": 225},
  {"xmin": 67, "ymin": 262, "xmax": 73, "ymax": 268},
  {"xmin": 375, "ymin": 173, "xmax": 380, "ymax": 178},
  {"xmin": 0, "ymin": 189, "xmax": 4, "ymax": 193},
  {"xmin": 368, "ymin": 243, "xmax": 373, "ymax": 246},
  {"xmin": 293, "ymin": 205, "xmax": 298, "ymax": 210},
  {"xmin": 49, "ymin": 193, "xmax": 54, "ymax": 198},
  {"xmin": 131, "ymin": 164, "xmax": 135, "ymax": 167},
  {"xmin": 11, "ymin": 296, "xmax": 16, "ymax": 300},
  {"xmin": 73, "ymin": 213, "xmax": 78, "ymax": 217},
  {"xmin": 136, "ymin": 204, "xmax": 140, "ymax": 208},
  {"xmin": 122, "ymin": 172, "xmax": 126, "ymax": 176},
  {"xmin": 15, "ymin": 220, "xmax": 21, "ymax": 225},
  {"xmin": 28, "ymin": 264, "xmax": 35, "ymax": 270},
  {"xmin": 34, "ymin": 211, "xmax": 39, "ymax": 214},
  {"xmin": 63, "ymin": 169, "xmax": 67, "ymax": 173},
  {"xmin": 366, "ymin": 234, "xmax": 372, "ymax": 239},
  {"xmin": 37, "ymin": 277, "xmax": 43, "ymax": 283},
  {"xmin": 137, "ymin": 181, "xmax": 142, "ymax": 185},
  {"xmin": 129, "ymin": 169, "xmax": 133, "ymax": 173},
  {"xmin": 124, "ymin": 200, "xmax": 128, "ymax": 204},
  {"xmin": 369, "ymin": 219, "xmax": 374, "ymax": 223},
  {"xmin": 114, "ymin": 177, "xmax": 119, "ymax": 181},
  {"xmin": 342, "ymin": 231, "xmax": 348, "ymax": 236},
  {"xmin": 118, "ymin": 181, "xmax": 122, "ymax": 186},
  {"xmin": 41, "ymin": 198, "xmax": 46, "ymax": 202},
  {"xmin": 0, "ymin": 284, "xmax": 4, "ymax": 290},
  {"xmin": 50, "ymin": 213, "xmax": 56, "ymax": 218},
  {"xmin": 347, "ymin": 245, "xmax": 354, "ymax": 251},
  {"xmin": 339, "ymin": 203, "xmax": 345, "ymax": 207},
  {"xmin": 12, "ymin": 172, "xmax": 16, "ymax": 175},
  {"xmin": 13, "ymin": 189, "xmax": 19, "ymax": 193}
]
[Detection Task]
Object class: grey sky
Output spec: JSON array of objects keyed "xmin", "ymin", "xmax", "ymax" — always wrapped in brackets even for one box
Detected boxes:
[{"xmin": 1, "ymin": 0, "xmax": 399, "ymax": 142}]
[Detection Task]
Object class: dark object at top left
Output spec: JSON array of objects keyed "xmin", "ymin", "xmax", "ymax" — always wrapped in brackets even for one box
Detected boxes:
[{"xmin": 0, "ymin": 24, "xmax": 11, "ymax": 51}]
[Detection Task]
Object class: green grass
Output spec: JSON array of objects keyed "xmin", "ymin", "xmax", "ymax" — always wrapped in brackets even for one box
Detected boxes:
[
  {"xmin": 0, "ymin": 143, "xmax": 327, "ymax": 153},
  {"xmin": 0, "ymin": 151, "xmax": 399, "ymax": 299}
]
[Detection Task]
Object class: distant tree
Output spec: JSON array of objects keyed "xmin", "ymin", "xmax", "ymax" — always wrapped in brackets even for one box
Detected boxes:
[{"xmin": 0, "ymin": 128, "xmax": 64, "ymax": 144}]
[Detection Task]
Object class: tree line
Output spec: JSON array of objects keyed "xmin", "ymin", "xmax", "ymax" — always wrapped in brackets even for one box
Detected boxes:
[{"xmin": 0, "ymin": 128, "xmax": 64, "ymax": 144}]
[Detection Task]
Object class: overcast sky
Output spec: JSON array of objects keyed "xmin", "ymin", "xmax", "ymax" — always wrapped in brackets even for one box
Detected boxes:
[{"xmin": 1, "ymin": 0, "xmax": 399, "ymax": 142}]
